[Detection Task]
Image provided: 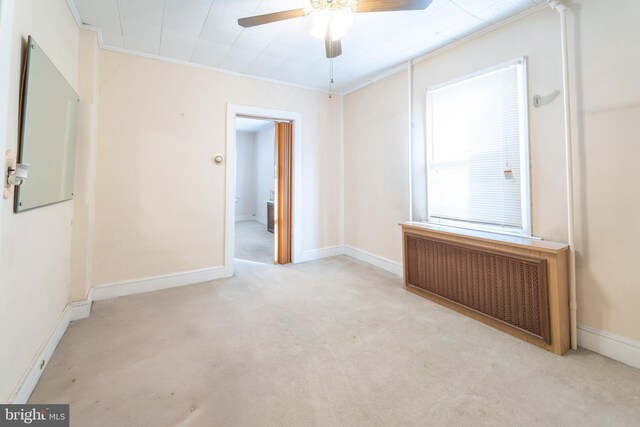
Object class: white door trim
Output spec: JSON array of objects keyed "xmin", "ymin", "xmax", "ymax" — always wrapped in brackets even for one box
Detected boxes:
[{"xmin": 225, "ymin": 104, "xmax": 303, "ymax": 274}]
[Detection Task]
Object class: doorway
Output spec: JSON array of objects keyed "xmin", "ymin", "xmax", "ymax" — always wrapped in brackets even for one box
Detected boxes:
[
  {"xmin": 234, "ymin": 117, "xmax": 276, "ymax": 264},
  {"xmin": 225, "ymin": 105, "xmax": 302, "ymax": 274}
]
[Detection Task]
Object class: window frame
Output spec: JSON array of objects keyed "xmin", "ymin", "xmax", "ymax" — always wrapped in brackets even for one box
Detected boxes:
[{"xmin": 425, "ymin": 57, "xmax": 532, "ymax": 237}]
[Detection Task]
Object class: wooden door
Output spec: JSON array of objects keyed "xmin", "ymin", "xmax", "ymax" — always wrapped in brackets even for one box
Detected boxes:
[{"xmin": 274, "ymin": 122, "xmax": 293, "ymax": 264}]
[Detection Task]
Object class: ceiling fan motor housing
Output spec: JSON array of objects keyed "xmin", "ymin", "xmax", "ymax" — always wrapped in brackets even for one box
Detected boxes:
[{"xmin": 311, "ymin": 0, "xmax": 357, "ymax": 12}]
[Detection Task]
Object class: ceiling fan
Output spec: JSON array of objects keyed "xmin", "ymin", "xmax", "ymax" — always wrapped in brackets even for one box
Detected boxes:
[{"xmin": 238, "ymin": 0, "xmax": 433, "ymax": 59}]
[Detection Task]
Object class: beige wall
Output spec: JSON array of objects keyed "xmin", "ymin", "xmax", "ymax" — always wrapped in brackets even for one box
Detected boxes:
[
  {"xmin": 410, "ymin": 8, "xmax": 566, "ymax": 242},
  {"xmin": 570, "ymin": 0, "xmax": 640, "ymax": 341},
  {"xmin": 344, "ymin": 70, "xmax": 409, "ymax": 262},
  {"xmin": 345, "ymin": 6, "xmax": 566, "ymax": 263},
  {"xmin": 92, "ymin": 50, "xmax": 343, "ymax": 285},
  {"xmin": 69, "ymin": 29, "xmax": 100, "ymax": 302},
  {"xmin": 344, "ymin": 0, "xmax": 640, "ymax": 342},
  {"xmin": 0, "ymin": 0, "xmax": 80, "ymax": 402}
]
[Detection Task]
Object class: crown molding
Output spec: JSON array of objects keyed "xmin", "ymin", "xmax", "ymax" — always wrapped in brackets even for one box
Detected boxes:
[
  {"xmin": 64, "ymin": 0, "xmax": 338, "ymax": 96},
  {"xmin": 65, "ymin": 0, "xmax": 547, "ymax": 98},
  {"xmin": 342, "ymin": 2, "xmax": 549, "ymax": 95}
]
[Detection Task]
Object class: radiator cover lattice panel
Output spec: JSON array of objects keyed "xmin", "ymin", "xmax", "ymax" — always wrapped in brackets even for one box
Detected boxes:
[{"xmin": 405, "ymin": 234, "xmax": 550, "ymax": 343}]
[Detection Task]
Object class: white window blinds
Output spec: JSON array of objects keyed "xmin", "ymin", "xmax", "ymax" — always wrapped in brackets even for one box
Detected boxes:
[{"xmin": 426, "ymin": 60, "xmax": 530, "ymax": 235}]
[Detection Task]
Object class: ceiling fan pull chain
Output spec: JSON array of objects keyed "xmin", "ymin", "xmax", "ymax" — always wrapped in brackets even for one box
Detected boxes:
[
  {"xmin": 236, "ymin": 0, "xmax": 433, "ymax": 95},
  {"xmin": 329, "ymin": 57, "xmax": 334, "ymax": 98}
]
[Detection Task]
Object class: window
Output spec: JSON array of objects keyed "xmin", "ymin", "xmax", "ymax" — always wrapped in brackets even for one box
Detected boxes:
[{"xmin": 426, "ymin": 58, "xmax": 531, "ymax": 236}]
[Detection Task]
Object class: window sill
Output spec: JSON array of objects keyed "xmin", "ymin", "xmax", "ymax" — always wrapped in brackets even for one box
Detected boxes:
[{"xmin": 427, "ymin": 219, "xmax": 532, "ymax": 240}]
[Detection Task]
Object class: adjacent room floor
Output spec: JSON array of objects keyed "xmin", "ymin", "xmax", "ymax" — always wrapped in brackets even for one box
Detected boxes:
[
  {"xmin": 30, "ymin": 257, "xmax": 640, "ymax": 426},
  {"xmin": 235, "ymin": 220, "xmax": 274, "ymax": 264}
]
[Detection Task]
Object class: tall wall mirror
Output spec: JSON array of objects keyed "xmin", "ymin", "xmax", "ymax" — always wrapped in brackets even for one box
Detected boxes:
[{"xmin": 15, "ymin": 36, "xmax": 79, "ymax": 213}]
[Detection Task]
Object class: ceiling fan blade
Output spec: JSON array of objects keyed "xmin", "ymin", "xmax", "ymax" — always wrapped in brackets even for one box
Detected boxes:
[
  {"xmin": 355, "ymin": 0, "xmax": 432, "ymax": 13},
  {"xmin": 325, "ymin": 33, "xmax": 342, "ymax": 59},
  {"xmin": 238, "ymin": 8, "xmax": 307, "ymax": 28}
]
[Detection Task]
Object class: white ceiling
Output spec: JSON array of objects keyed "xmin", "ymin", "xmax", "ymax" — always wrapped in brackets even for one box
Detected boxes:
[
  {"xmin": 71, "ymin": 0, "xmax": 546, "ymax": 93},
  {"xmin": 236, "ymin": 117, "xmax": 273, "ymax": 132}
]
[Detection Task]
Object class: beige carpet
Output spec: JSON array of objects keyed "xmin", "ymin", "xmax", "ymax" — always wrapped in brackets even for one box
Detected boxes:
[
  {"xmin": 235, "ymin": 220, "xmax": 274, "ymax": 264},
  {"xmin": 30, "ymin": 256, "xmax": 640, "ymax": 426}
]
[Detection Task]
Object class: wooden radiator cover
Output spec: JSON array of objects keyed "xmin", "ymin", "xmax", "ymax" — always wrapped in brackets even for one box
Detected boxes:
[{"xmin": 401, "ymin": 223, "xmax": 570, "ymax": 355}]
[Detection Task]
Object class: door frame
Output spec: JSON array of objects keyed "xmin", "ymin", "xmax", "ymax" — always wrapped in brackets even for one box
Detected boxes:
[{"xmin": 225, "ymin": 104, "xmax": 303, "ymax": 274}]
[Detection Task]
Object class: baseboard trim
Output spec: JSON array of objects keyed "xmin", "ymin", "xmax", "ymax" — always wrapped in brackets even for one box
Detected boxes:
[
  {"xmin": 343, "ymin": 245, "xmax": 403, "ymax": 276},
  {"xmin": 578, "ymin": 324, "xmax": 640, "ymax": 369},
  {"xmin": 297, "ymin": 245, "xmax": 345, "ymax": 263},
  {"xmin": 69, "ymin": 289, "xmax": 93, "ymax": 321},
  {"xmin": 340, "ymin": 248, "xmax": 640, "ymax": 369},
  {"xmin": 9, "ymin": 289, "xmax": 92, "ymax": 404},
  {"xmin": 235, "ymin": 215, "xmax": 256, "ymax": 222},
  {"xmin": 92, "ymin": 267, "xmax": 230, "ymax": 301},
  {"xmin": 9, "ymin": 267, "xmax": 231, "ymax": 402},
  {"xmin": 9, "ymin": 253, "xmax": 639, "ymax": 405},
  {"xmin": 10, "ymin": 307, "xmax": 70, "ymax": 403}
]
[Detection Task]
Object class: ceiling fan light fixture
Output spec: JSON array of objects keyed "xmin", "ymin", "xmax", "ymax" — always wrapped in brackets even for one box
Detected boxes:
[{"xmin": 311, "ymin": 8, "xmax": 353, "ymax": 41}]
